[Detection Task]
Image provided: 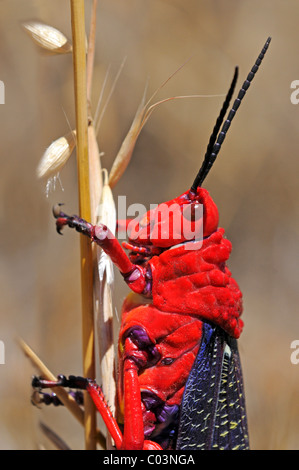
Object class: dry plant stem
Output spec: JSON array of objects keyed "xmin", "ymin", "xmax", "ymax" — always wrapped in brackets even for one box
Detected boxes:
[
  {"xmin": 70, "ymin": 0, "xmax": 96, "ymax": 450},
  {"xmin": 86, "ymin": 0, "xmax": 98, "ymax": 109}
]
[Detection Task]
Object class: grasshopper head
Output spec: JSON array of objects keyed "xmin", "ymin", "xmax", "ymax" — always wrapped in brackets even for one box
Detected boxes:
[{"xmin": 123, "ymin": 187, "xmax": 218, "ymax": 259}]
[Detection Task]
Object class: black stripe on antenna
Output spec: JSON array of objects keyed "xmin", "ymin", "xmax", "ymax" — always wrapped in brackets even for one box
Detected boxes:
[{"xmin": 191, "ymin": 36, "xmax": 271, "ymax": 191}]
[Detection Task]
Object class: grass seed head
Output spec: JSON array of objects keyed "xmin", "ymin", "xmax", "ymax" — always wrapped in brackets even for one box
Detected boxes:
[
  {"xmin": 23, "ymin": 21, "xmax": 72, "ymax": 54},
  {"xmin": 36, "ymin": 131, "xmax": 76, "ymax": 179}
]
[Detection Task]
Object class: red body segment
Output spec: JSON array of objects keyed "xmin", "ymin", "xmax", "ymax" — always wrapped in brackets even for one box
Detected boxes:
[
  {"xmin": 112, "ymin": 188, "xmax": 243, "ymax": 448},
  {"xmin": 149, "ymin": 228, "xmax": 243, "ymax": 338}
]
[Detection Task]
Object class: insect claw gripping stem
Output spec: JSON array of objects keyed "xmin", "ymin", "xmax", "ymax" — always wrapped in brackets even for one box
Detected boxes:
[
  {"xmin": 31, "ymin": 376, "xmax": 86, "ymax": 408},
  {"xmin": 32, "ymin": 375, "xmax": 124, "ymax": 449},
  {"xmin": 31, "ymin": 376, "xmax": 89, "ymax": 410},
  {"xmin": 52, "ymin": 205, "xmax": 147, "ymax": 295},
  {"xmin": 32, "ymin": 374, "xmax": 91, "ymax": 390},
  {"xmin": 53, "ymin": 204, "xmax": 94, "ymax": 237}
]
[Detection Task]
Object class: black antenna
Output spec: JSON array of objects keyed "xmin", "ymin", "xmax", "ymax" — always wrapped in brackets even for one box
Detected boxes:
[
  {"xmin": 191, "ymin": 36, "xmax": 271, "ymax": 191},
  {"xmin": 191, "ymin": 66, "xmax": 239, "ymax": 191}
]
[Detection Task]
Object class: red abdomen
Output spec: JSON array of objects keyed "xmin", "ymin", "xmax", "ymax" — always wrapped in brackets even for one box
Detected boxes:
[{"xmin": 117, "ymin": 294, "xmax": 203, "ymax": 448}]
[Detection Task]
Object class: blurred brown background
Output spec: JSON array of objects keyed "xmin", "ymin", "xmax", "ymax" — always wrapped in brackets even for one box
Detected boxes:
[{"xmin": 0, "ymin": 0, "xmax": 298, "ymax": 450}]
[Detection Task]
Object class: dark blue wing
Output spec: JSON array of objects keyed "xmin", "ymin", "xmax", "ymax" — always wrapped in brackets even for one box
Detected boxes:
[{"xmin": 176, "ymin": 322, "xmax": 249, "ymax": 450}]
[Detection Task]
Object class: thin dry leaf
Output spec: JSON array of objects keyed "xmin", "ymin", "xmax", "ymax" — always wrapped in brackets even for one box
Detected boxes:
[
  {"xmin": 108, "ymin": 90, "xmax": 146, "ymax": 189},
  {"xmin": 96, "ymin": 170, "xmax": 116, "ymax": 285},
  {"xmin": 88, "ymin": 123, "xmax": 102, "ymax": 224},
  {"xmin": 87, "ymin": 119, "xmax": 116, "ymax": 449},
  {"xmin": 94, "ymin": 170, "xmax": 116, "ymax": 439},
  {"xmin": 39, "ymin": 422, "xmax": 71, "ymax": 450}
]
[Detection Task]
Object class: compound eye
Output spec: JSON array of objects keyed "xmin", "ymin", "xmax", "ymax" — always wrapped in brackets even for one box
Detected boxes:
[
  {"xmin": 161, "ymin": 357, "xmax": 175, "ymax": 366},
  {"xmin": 182, "ymin": 202, "xmax": 202, "ymax": 223}
]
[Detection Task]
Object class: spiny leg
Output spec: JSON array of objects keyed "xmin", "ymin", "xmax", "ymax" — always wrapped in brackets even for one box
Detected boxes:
[
  {"xmin": 32, "ymin": 375, "xmax": 123, "ymax": 450},
  {"xmin": 32, "ymin": 374, "xmax": 162, "ymax": 450},
  {"xmin": 119, "ymin": 338, "xmax": 163, "ymax": 450}
]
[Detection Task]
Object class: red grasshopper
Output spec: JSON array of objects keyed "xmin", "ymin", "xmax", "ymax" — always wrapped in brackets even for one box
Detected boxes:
[{"xmin": 32, "ymin": 37, "xmax": 271, "ymax": 450}]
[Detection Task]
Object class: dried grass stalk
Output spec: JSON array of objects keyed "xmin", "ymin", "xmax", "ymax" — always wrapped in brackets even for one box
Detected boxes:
[{"xmin": 70, "ymin": 0, "xmax": 96, "ymax": 450}]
